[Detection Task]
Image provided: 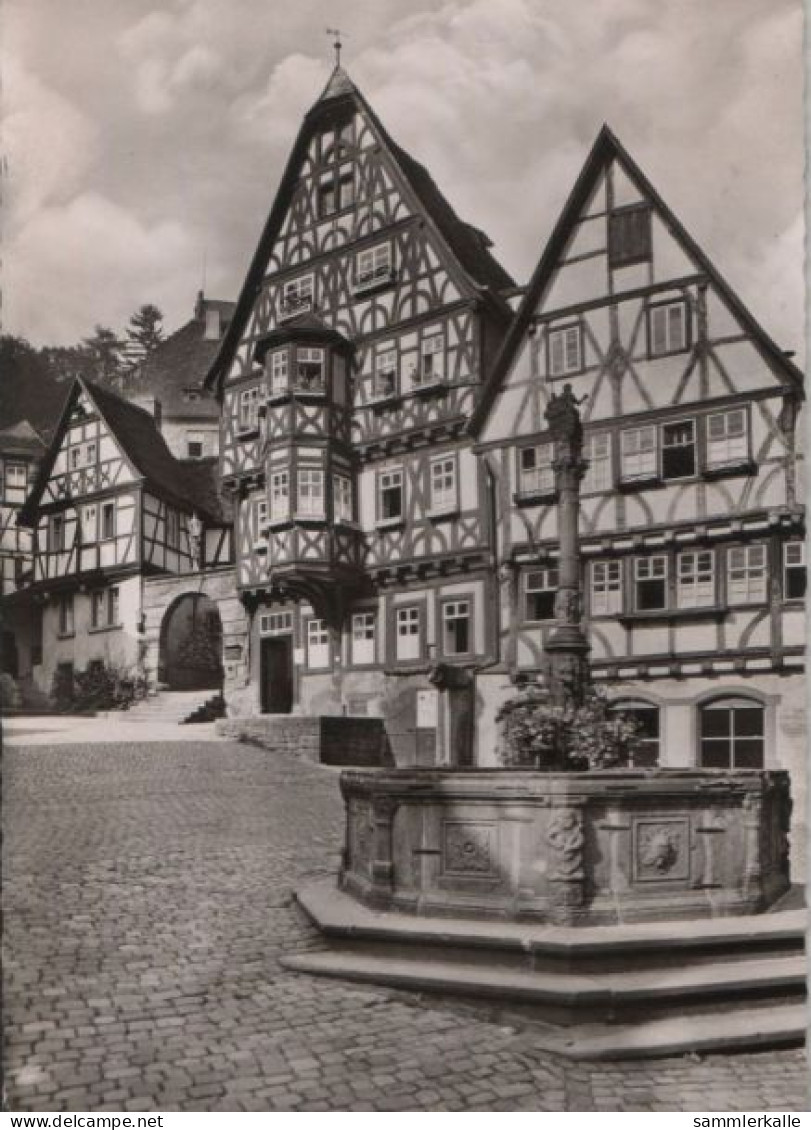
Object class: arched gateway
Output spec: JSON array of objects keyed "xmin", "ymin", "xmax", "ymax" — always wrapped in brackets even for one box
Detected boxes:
[{"xmin": 159, "ymin": 593, "xmax": 223, "ymax": 691}]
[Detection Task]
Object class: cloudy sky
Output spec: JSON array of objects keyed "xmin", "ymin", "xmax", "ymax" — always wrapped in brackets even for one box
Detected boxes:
[{"xmin": 2, "ymin": 0, "xmax": 805, "ymax": 360}]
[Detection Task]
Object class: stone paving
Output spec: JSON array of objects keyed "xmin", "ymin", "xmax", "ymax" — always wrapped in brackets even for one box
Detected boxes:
[{"xmin": 3, "ymin": 738, "xmax": 808, "ymax": 1112}]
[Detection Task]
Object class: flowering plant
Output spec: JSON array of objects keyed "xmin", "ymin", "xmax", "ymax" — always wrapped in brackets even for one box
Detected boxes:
[{"xmin": 496, "ymin": 683, "xmax": 641, "ymax": 770}]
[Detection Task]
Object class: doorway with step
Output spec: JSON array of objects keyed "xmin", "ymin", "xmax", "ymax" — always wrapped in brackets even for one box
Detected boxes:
[{"xmin": 260, "ymin": 635, "xmax": 294, "ymax": 714}]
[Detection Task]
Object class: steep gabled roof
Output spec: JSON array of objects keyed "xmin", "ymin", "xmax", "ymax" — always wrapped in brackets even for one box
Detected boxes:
[
  {"xmin": 205, "ymin": 66, "xmax": 514, "ymax": 396},
  {"xmin": 20, "ymin": 379, "xmax": 226, "ymax": 525},
  {"xmin": 469, "ymin": 125, "xmax": 804, "ymax": 436},
  {"xmin": 0, "ymin": 418, "xmax": 47, "ymax": 457}
]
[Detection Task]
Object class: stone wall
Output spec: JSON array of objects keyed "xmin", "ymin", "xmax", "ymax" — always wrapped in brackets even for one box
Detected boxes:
[
  {"xmin": 142, "ymin": 567, "xmax": 249, "ymax": 700},
  {"xmin": 216, "ymin": 714, "xmax": 389, "ymax": 766}
]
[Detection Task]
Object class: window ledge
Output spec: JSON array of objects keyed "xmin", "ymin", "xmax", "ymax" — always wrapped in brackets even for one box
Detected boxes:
[
  {"xmin": 618, "ymin": 475, "xmax": 663, "ymax": 492},
  {"xmin": 427, "ymin": 507, "xmax": 459, "ymax": 522},
  {"xmin": 263, "ymin": 517, "xmax": 293, "ymax": 531},
  {"xmin": 619, "ymin": 605, "xmax": 728, "ymax": 625},
  {"xmin": 702, "ymin": 460, "xmax": 757, "ymax": 481},
  {"xmin": 278, "ymin": 304, "xmax": 316, "ymax": 324},
  {"xmin": 57, "ymin": 632, "xmax": 75, "ymax": 641},
  {"xmin": 352, "ymin": 271, "xmax": 397, "ymax": 298},
  {"xmin": 411, "ymin": 379, "xmax": 448, "ymax": 397},
  {"xmin": 88, "ymin": 624, "xmax": 123, "ymax": 635},
  {"xmin": 513, "ymin": 489, "xmax": 558, "ymax": 507},
  {"xmin": 376, "ymin": 517, "xmax": 405, "ymax": 531},
  {"xmin": 294, "ymin": 512, "xmax": 327, "ymax": 524}
]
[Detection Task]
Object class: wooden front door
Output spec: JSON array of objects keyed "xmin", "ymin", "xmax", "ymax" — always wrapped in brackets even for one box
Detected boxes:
[{"xmin": 260, "ymin": 636, "xmax": 293, "ymax": 714}]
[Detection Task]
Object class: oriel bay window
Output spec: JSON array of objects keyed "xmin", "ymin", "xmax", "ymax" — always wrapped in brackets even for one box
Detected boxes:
[
  {"xmin": 524, "ymin": 568, "xmax": 557, "ymax": 622},
  {"xmin": 395, "ymin": 606, "xmax": 421, "ymax": 662},
  {"xmin": 784, "ymin": 542, "xmax": 806, "ymax": 600},
  {"xmin": 306, "ymin": 619, "xmax": 330, "ymax": 668},
  {"xmin": 727, "ymin": 545, "xmax": 767, "ymax": 604},
  {"xmin": 700, "ymin": 698, "xmax": 764, "ymax": 769},
  {"xmin": 634, "ymin": 555, "xmax": 667, "ymax": 611},
  {"xmin": 582, "ymin": 432, "xmax": 612, "ymax": 493},
  {"xmin": 429, "ymin": 456, "xmax": 457, "ymax": 514},
  {"xmin": 269, "ymin": 470, "xmax": 290, "ymax": 521},
  {"xmin": 518, "ymin": 443, "xmax": 554, "ymax": 497},
  {"xmin": 706, "ymin": 409, "xmax": 748, "ymax": 469},
  {"xmin": 590, "ymin": 560, "xmax": 622, "ymax": 615},
  {"xmin": 661, "ymin": 420, "xmax": 696, "ymax": 479},
  {"xmin": 548, "ymin": 322, "xmax": 582, "ymax": 377},
  {"xmin": 350, "ymin": 611, "xmax": 376, "ymax": 666},
  {"xmin": 378, "ymin": 468, "xmax": 404, "ymax": 523},
  {"xmin": 648, "ymin": 299, "xmax": 689, "ymax": 356},
  {"xmin": 297, "ymin": 468, "xmax": 325, "ymax": 518},
  {"xmin": 269, "ymin": 349, "xmax": 289, "ymax": 396},
  {"xmin": 676, "ymin": 550, "xmax": 715, "ymax": 608},
  {"xmin": 442, "ymin": 599, "xmax": 471, "ymax": 657},
  {"xmin": 333, "ymin": 474, "xmax": 353, "ymax": 523}
]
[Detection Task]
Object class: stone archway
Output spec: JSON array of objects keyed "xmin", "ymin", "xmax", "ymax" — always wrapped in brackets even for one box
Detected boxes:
[{"xmin": 159, "ymin": 593, "xmax": 223, "ymax": 691}]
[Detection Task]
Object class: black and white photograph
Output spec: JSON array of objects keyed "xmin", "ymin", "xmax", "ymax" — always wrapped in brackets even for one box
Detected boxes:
[{"xmin": 1, "ymin": 0, "xmax": 808, "ymax": 1115}]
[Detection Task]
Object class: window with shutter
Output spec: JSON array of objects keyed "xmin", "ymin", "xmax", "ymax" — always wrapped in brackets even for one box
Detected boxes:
[
  {"xmin": 548, "ymin": 323, "xmax": 582, "ymax": 377},
  {"xmin": 609, "ymin": 205, "xmax": 652, "ymax": 268}
]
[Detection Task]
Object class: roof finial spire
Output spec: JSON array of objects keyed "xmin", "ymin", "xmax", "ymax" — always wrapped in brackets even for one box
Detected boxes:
[{"xmin": 326, "ymin": 27, "xmax": 345, "ymax": 68}]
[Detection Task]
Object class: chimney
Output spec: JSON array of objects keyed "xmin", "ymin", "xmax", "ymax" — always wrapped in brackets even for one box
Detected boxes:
[{"xmin": 194, "ymin": 289, "xmax": 205, "ymax": 320}]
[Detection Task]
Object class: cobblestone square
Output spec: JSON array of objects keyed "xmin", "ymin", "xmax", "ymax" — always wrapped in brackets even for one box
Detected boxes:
[{"xmin": 3, "ymin": 739, "xmax": 807, "ymax": 1112}]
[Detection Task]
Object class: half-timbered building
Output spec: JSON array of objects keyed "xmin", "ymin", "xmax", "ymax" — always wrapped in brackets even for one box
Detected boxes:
[
  {"xmin": 469, "ymin": 126, "xmax": 806, "ymax": 852},
  {"xmin": 18, "ymin": 378, "xmax": 234, "ymax": 698},
  {"xmin": 205, "ymin": 65, "xmax": 514, "ymax": 752}
]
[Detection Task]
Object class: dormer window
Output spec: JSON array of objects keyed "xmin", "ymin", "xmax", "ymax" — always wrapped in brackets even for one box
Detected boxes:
[
  {"xmin": 354, "ymin": 243, "xmax": 393, "ymax": 293},
  {"xmin": 548, "ymin": 323, "xmax": 582, "ymax": 377},
  {"xmin": 280, "ymin": 276, "xmax": 314, "ymax": 320},
  {"xmin": 609, "ymin": 204, "xmax": 652, "ymax": 268},
  {"xmin": 296, "ymin": 348, "xmax": 325, "ymax": 394}
]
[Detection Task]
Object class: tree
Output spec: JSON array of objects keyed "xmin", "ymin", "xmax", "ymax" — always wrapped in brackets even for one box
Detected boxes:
[
  {"xmin": 126, "ymin": 304, "xmax": 164, "ymax": 356},
  {"xmin": 82, "ymin": 325, "xmax": 125, "ymax": 388}
]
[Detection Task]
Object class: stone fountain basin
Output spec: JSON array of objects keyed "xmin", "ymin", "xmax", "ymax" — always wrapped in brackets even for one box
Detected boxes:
[{"xmin": 339, "ymin": 768, "xmax": 791, "ymax": 926}]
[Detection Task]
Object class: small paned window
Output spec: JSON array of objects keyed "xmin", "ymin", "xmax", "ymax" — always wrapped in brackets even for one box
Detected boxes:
[
  {"xmin": 417, "ymin": 333, "xmax": 444, "ymax": 385},
  {"xmin": 4, "ymin": 463, "xmax": 27, "ymax": 504},
  {"xmin": 281, "ymin": 276, "xmax": 314, "ymax": 318},
  {"xmin": 378, "ymin": 469, "xmax": 404, "ymax": 522},
  {"xmin": 661, "ymin": 420, "xmax": 696, "ymax": 480},
  {"xmin": 296, "ymin": 348, "xmax": 325, "ymax": 394},
  {"xmin": 374, "ymin": 349, "xmax": 397, "ymax": 400},
  {"xmin": 351, "ymin": 612, "xmax": 376, "ymax": 666},
  {"xmin": 518, "ymin": 444, "xmax": 554, "ymax": 496},
  {"xmin": 58, "ymin": 594, "xmax": 74, "ymax": 636},
  {"xmin": 677, "ymin": 550, "xmax": 715, "ymax": 608},
  {"xmin": 395, "ymin": 606, "xmax": 421, "ymax": 662},
  {"xmin": 355, "ymin": 244, "xmax": 392, "ymax": 287},
  {"xmin": 784, "ymin": 542, "xmax": 806, "ymax": 601},
  {"xmin": 91, "ymin": 590, "xmax": 105, "ymax": 629},
  {"xmin": 649, "ymin": 300, "xmax": 689, "ymax": 356},
  {"xmin": 108, "ymin": 587, "xmax": 120, "ymax": 627},
  {"xmin": 582, "ymin": 432, "xmax": 612, "ymax": 494},
  {"xmin": 166, "ymin": 509, "xmax": 179, "ymax": 550},
  {"xmin": 620, "ymin": 425, "xmax": 657, "ymax": 481},
  {"xmin": 101, "ymin": 503, "xmax": 116, "ymax": 540},
  {"xmin": 727, "ymin": 545, "xmax": 767, "ymax": 604},
  {"xmin": 270, "ymin": 350, "xmax": 289, "ymax": 396},
  {"xmin": 524, "ymin": 569, "xmax": 558, "ymax": 622},
  {"xmin": 333, "ymin": 475, "xmax": 353, "ymax": 523},
  {"xmin": 548, "ymin": 323, "xmax": 582, "ymax": 377},
  {"xmin": 608, "ymin": 205, "xmax": 652, "ymax": 268},
  {"xmin": 318, "ymin": 172, "xmax": 337, "ymax": 217},
  {"xmin": 430, "ymin": 457, "xmax": 457, "ymax": 513},
  {"xmin": 317, "ymin": 163, "xmax": 354, "ymax": 216},
  {"xmin": 86, "ymin": 442, "xmax": 97, "ymax": 465},
  {"xmin": 81, "ymin": 504, "xmax": 97, "ymax": 545},
  {"xmin": 51, "ymin": 515, "xmax": 66, "ymax": 552},
  {"xmin": 610, "ymin": 701, "xmax": 661, "ymax": 767},
  {"xmin": 239, "ymin": 387, "xmax": 261, "ymax": 431},
  {"xmin": 186, "ymin": 432, "xmax": 204, "ymax": 458},
  {"xmin": 707, "ymin": 409, "xmax": 748, "ymax": 468},
  {"xmin": 442, "ymin": 600, "xmax": 471, "ymax": 656},
  {"xmin": 591, "ymin": 560, "xmax": 623, "ymax": 615},
  {"xmin": 269, "ymin": 471, "xmax": 290, "ymax": 521},
  {"xmin": 297, "ymin": 468, "xmax": 325, "ymax": 517},
  {"xmin": 700, "ymin": 698, "xmax": 764, "ymax": 769},
  {"xmin": 259, "ymin": 611, "xmax": 293, "ymax": 636},
  {"xmin": 70, "ymin": 447, "xmax": 82, "ymax": 470},
  {"xmin": 255, "ymin": 499, "xmax": 268, "ymax": 532},
  {"xmin": 306, "ymin": 619, "xmax": 330, "ymax": 668},
  {"xmin": 634, "ymin": 556, "xmax": 667, "ymax": 611}
]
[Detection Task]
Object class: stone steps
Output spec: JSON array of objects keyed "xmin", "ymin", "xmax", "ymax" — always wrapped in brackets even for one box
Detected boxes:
[
  {"xmin": 124, "ymin": 691, "xmax": 223, "ymax": 725},
  {"xmin": 282, "ymin": 878, "xmax": 807, "ymax": 1057}
]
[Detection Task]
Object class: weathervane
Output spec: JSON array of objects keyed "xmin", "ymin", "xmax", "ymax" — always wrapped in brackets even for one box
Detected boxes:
[{"xmin": 326, "ymin": 27, "xmax": 345, "ymax": 67}]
